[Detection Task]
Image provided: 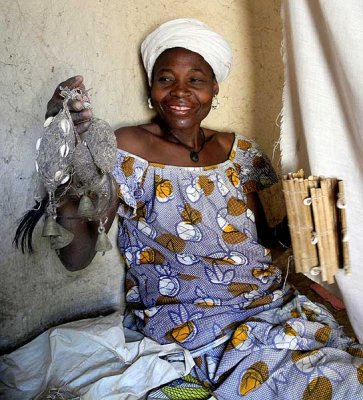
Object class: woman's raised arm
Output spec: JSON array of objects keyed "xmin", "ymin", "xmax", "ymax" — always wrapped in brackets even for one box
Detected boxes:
[
  {"xmin": 14, "ymin": 76, "xmax": 119, "ymax": 271},
  {"xmin": 47, "ymin": 76, "xmax": 119, "ymax": 271}
]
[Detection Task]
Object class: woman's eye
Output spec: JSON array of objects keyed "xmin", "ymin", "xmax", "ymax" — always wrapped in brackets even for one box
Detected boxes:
[
  {"xmin": 158, "ymin": 76, "xmax": 173, "ymax": 82},
  {"xmin": 190, "ymin": 77, "xmax": 204, "ymax": 84}
]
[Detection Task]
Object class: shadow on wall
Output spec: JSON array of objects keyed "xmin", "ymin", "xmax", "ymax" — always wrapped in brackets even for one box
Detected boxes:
[
  {"xmin": 245, "ymin": 0, "xmax": 286, "ymax": 173},
  {"xmin": 280, "ymin": 0, "xmax": 311, "ymax": 174}
]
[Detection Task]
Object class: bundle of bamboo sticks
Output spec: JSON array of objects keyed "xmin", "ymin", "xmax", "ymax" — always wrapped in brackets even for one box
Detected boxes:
[{"xmin": 282, "ymin": 172, "xmax": 350, "ymax": 283}]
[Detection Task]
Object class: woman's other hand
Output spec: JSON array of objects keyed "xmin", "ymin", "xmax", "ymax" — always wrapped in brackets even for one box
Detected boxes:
[{"xmin": 45, "ymin": 75, "xmax": 93, "ymax": 135}]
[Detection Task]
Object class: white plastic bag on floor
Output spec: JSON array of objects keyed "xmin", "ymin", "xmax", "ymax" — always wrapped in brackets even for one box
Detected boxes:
[{"xmin": 0, "ymin": 312, "xmax": 194, "ymax": 400}]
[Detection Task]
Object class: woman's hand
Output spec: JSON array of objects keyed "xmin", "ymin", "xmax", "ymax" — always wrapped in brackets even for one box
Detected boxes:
[{"xmin": 45, "ymin": 75, "xmax": 93, "ymax": 135}]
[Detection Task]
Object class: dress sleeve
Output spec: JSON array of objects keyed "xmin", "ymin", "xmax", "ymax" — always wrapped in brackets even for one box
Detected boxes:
[
  {"xmin": 233, "ymin": 135, "xmax": 278, "ymax": 193},
  {"xmin": 112, "ymin": 150, "xmax": 148, "ymax": 218}
]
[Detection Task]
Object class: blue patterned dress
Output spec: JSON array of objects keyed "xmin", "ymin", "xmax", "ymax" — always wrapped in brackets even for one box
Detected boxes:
[{"xmin": 113, "ymin": 133, "xmax": 363, "ymax": 399}]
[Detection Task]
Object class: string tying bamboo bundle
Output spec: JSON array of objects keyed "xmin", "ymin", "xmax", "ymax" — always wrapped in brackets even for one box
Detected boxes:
[{"xmin": 282, "ymin": 171, "xmax": 350, "ymax": 284}]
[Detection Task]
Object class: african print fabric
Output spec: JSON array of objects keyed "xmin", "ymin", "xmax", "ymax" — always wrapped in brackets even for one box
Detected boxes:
[
  {"xmin": 147, "ymin": 294, "xmax": 363, "ymax": 399},
  {"xmin": 113, "ymin": 133, "xmax": 363, "ymax": 399}
]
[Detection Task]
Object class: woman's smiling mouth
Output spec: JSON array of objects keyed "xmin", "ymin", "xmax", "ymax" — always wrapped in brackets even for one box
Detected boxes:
[
  {"xmin": 169, "ymin": 105, "xmax": 191, "ymax": 111},
  {"xmin": 164, "ymin": 104, "xmax": 195, "ymax": 116}
]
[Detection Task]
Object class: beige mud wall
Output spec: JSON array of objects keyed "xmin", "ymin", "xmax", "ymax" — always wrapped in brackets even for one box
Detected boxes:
[{"xmin": 0, "ymin": 0, "xmax": 283, "ymax": 352}]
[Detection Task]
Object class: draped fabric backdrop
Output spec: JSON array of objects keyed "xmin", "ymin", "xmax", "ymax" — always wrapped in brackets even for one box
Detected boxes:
[{"xmin": 281, "ymin": 0, "xmax": 363, "ymax": 341}]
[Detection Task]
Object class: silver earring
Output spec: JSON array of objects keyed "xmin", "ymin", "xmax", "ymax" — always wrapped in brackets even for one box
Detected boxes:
[
  {"xmin": 147, "ymin": 98, "xmax": 154, "ymax": 109},
  {"xmin": 211, "ymin": 95, "xmax": 220, "ymax": 110}
]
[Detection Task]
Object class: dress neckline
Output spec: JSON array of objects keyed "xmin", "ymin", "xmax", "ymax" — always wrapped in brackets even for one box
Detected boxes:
[{"xmin": 116, "ymin": 133, "xmax": 239, "ymax": 171}]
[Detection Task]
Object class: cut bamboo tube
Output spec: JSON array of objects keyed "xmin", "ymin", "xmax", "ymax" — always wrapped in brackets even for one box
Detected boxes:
[
  {"xmin": 282, "ymin": 178, "xmax": 303, "ymax": 273},
  {"xmin": 308, "ymin": 176, "xmax": 319, "ymax": 190},
  {"xmin": 338, "ymin": 180, "xmax": 350, "ymax": 274},
  {"xmin": 295, "ymin": 179, "xmax": 314, "ymax": 273},
  {"xmin": 290, "ymin": 179, "xmax": 302, "ymax": 271},
  {"xmin": 311, "ymin": 187, "xmax": 328, "ymax": 282},
  {"xmin": 320, "ymin": 179, "xmax": 332, "ymax": 283},
  {"xmin": 307, "ymin": 176, "xmax": 321, "ymax": 275},
  {"xmin": 302, "ymin": 178, "xmax": 319, "ymax": 270},
  {"xmin": 320, "ymin": 179, "xmax": 339, "ymax": 284},
  {"xmin": 292, "ymin": 178, "xmax": 308, "ymax": 273},
  {"xmin": 295, "ymin": 179, "xmax": 308, "ymax": 273}
]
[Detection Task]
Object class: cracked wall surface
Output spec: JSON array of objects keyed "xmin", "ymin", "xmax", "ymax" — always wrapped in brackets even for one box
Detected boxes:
[{"xmin": 0, "ymin": 0, "xmax": 282, "ymax": 352}]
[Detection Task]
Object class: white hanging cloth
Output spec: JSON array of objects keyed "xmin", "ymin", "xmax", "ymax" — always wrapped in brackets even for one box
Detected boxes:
[{"xmin": 280, "ymin": 0, "xmax": 363, "ymax": 341}]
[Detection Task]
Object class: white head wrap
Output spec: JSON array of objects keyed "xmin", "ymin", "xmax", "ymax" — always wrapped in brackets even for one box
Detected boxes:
[{"xmin": 141, "ymin": 18, "xmax": 233, "ymax": 85}]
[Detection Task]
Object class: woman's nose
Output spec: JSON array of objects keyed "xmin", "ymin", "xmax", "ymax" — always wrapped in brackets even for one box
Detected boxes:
[{"xmin": 170, "ymin": 81, "xmax": 191, "ymax": 97}]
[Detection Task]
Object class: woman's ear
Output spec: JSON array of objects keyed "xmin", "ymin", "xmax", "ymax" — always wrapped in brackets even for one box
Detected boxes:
[{"xmin": 213, "ymin": 81, "xmax": 219, "ymax": 96}]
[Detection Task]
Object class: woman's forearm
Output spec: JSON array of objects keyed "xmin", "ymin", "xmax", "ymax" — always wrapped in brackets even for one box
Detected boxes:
[{"xmin": 56, "ymin": 194, "xmax": 119, "ymax": 271}]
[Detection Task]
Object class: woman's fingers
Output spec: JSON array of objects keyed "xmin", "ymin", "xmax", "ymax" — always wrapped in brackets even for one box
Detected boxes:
[
  {"xmin": 70, "ymin": 108, "xmax": 93, "ymax": 125},
  {"xmin": 52, "ymin": 75, "xmax": 85, "ymax": 104},
  {"xmin": 75, "ymin": 120, "xmax": 92, "ymax": 135},
  {"xmin": 60, "ymin": 75, "xmax": 84, "ymax": 92},
  {"xmin": 69, "ymin": 99, "xmax": 84, "ymax": 112},
  {"xmin": 68, "ymin": 93, "xmax": 91, "ymax": 112},
  {"xmin": 45, "ymin": 75, "xmax": 93, "ymax": 130}
]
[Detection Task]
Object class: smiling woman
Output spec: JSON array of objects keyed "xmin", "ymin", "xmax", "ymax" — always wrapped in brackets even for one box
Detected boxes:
[
  {"xmin": 12, "ymin": 17, "xmax": 363, "ymax": 400},
  {"xmin": 151, "ymin": 48, "xmax": 218, "ymax": 131},
  {"xmin": 116, "ymin": 47, "xmax": 232, "ymax": 167}
]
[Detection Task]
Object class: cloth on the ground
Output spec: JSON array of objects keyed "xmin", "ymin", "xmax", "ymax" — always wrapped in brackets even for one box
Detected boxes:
[{"xmin": 0, "ymin": 312, "xmax": 194, "ymax": 400}]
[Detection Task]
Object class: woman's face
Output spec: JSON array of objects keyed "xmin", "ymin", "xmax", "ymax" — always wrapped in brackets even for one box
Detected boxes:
[{"xmin": 150, "ymin": 47, "xmax": 219, "ymax": 131}]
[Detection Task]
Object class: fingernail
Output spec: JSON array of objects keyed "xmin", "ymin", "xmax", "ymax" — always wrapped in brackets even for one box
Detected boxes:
[{"xmin": 73, "ymin": 101, "xmax": 83, "ymax": 111}]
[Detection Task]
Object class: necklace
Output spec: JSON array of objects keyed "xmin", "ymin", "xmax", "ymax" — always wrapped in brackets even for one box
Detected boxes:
[{"xmin": 168, "ymin": 128, "xmax": 206, "ymax": 163}]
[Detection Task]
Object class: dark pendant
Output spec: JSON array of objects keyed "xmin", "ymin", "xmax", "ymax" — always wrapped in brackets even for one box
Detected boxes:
[{"xmin": 190, "ymin": 151, "xmax": 199, "ymax": 162}]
